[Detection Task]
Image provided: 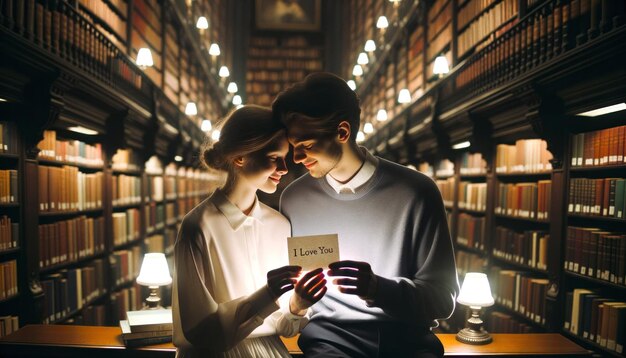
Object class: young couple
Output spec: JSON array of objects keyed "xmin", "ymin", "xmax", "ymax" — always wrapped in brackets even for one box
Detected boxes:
[{"xmin": 172, "ymin": 72, "xmax": 460, "ymax": 358}]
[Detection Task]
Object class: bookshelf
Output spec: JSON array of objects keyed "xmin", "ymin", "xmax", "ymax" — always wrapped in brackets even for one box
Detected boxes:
[
  {"xmin": 0, "ymin": 121, "xmax": 21, "ymax": 337},
  {"xmin": 246, "ymin": 34, "xmax": 324, "ymax": 107},
  {"xmin": 0, "ymin": 0, "xmax": 230, "ymax": 329},
  {"xmin": 342, "ymin": 2, "xmax": 625, "ymax": 355}
]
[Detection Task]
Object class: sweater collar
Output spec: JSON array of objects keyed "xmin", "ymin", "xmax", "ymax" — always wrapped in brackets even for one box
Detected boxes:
[
  {"xmin": 211, "ymin": 189, "xmax": 263, "ymax": 231},
  {"xmin": 325, "ymin": 147, "xmax": 379, "ymax": 194}
]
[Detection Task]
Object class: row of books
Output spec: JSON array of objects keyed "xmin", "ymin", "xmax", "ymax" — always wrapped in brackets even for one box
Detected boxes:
[
  {"xmin": 110, "ymin": 248, "xmax": 142, "ymax": 288},
  {"xmin": 490, "ymin": 268, "xmax": 549, "ymax": 326},
  {"xmin": 435, "ymin": 159, "xmax": 455, "ymax": 177},
  {"xmin": 456, "ymin": 213, "xmax": 486, "ymax": 251},
  {"xmin": 0, "ymin": 216, "xmax": 18, "ymax": 252},
  {"xmin": 38, "ymin": 166, "xmax": 103, "ymax": 212},
  {"xmin": 455, "ymin": 250, "xmax": 487, "ymax": 278},
  {"xmin": 457, "ymin": 0, "xmax": 498, "ymax": 30},
  {"xmin": 459, "ymin": 152, "xmax": 487, "ymax": 175},
  {"xmin": 110, "ymin": 284, "xmax": 143, "ymax": 321},
  {"xmin": 145, "ymin": 175, "xmax": 164, "ymax": 202},
  {"xmin": 564, "ymin": 227, "xmax": 626, "ymax": 286},
  {"xmin": 571, "ymin": 125, "xmax": 626, "ymax": 167},
  {"xmin": 247, "ymin": 59, "xmax": 323, "ymax": 71},
  {"xmin": 568, "ymin": 178, "xmax": 626, "ymax": 219},
  {"xmin": 112, "ymin": 209, "xmax": 141, "ymax": 247},
  {"xmin": 457, "ymin": 0, "xmax": 518, "ymax": 57},
  {"xmin": 0, "ymin": 260, "xmax": 17, "ymax": 301},
  {"xmin": 0, "ymin": 122, "xmax": 18, "ymax": 154},
  {"xmin": 120, "ymin": 308, "xmax": 173, "ymax": 347},
  {"xmin": 112, "ymin": 149, "xmax": 142, "ymax": 172},
  {"xmin": 495, "ymin": 140, "xmax": 553, "ymax": 173},
  {"xmin": 565, "ymin": 289, "xmax": 625, "ymax": 354},
  {"xmin": 112, "ymin": 175, "xmax": 142, "ymax": 206},
  {"xmin": 492, "ymin": 227, "xmax": 548, "ymax": 270},
  {"xmin": 427, "ymin": 0, "xmax": 452, "ymax": 43},
  {"xmin": 436, "ymin": 177, "xmax": 456, "ymax": 207},
  {"xmin": 78, "ymin": 0, "xmax": 126, "ymax": 41},
  {"xmin": 0, "ymin": 170, "xmax": 17, "ymax": 204},
  {"xmin": 38, "ymin": 216, "xmax": 105, "ymax": 270},
  {"xmin": 40, "ymin": 259, "xmax": 106, "ymax": 323},
  {"xmin": 487, "ymin": 310, "xmax": 535, "ymax": 333},
  {"xmin": 145, "ymin": 203, "xmax": 166, "ymax": 234},
  {"xmin": 458, "ymin": 182, "xmax": 487, "ymax": 211},
  {"xmin": 38, "ymin": 131, "xmax": 104, "ymax": 166},
  {"xmin": 495, "ymin": 181, "xmax": 551, "ymax": 220},
  {"xmin": 246, "ymin": 69, "xmax": 312, "ymax": 82},
  {"xmin": 0, "ymin": 315, "xmax": 19, "ymax": 338}
]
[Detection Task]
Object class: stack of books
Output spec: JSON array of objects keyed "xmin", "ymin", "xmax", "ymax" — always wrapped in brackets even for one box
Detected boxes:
[{"xmin": 119, "ymin": 308, "xmax": 173, "ymax": 347}]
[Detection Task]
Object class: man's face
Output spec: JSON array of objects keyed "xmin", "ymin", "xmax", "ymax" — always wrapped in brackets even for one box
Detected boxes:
[{"xmin": 286, "ymin": 119, "xmax": 343, "ymax": 178}]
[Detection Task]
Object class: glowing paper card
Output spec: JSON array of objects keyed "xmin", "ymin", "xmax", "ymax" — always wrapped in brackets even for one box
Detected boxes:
[{"xmin": 288, "ymin": 234, "xmax": 340, "ymax": 270}]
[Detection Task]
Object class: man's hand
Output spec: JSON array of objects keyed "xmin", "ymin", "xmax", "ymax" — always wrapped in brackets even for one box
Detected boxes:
[
  {"xmin": 266, "ymin": 265, "xmax": 302, "ymax": 299},
  {"xmin": 289, "ymin": 268, "xmax": 327, "ymax": 315},
  {"xmin": 328, "ymin": 260, "xmax": 378, "ymax": 301}
]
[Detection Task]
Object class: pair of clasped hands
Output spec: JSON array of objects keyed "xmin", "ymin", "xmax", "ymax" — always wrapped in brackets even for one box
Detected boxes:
[{"xmin": 266, "ymin": 261, "xmax": 377, "ymax": 315}]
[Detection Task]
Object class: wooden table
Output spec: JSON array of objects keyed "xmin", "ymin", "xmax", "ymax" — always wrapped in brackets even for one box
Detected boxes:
[{"xmin": 0, "ymin": 325, "xmax": 592, "ymax": 357}]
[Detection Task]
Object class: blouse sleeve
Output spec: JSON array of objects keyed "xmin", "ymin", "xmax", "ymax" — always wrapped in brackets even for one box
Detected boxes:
[
  {"xmin": 263, "ymin": 292, "xmax": 309, "ymax": 338},
  {"xmin": 174, "ymin": 222, "xmax": 280, "ymax": 352}
]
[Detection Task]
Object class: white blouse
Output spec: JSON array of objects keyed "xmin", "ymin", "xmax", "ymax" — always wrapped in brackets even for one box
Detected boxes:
[{"xmin": 172, "ymin": 189, "xmax": 307, "ymax": 358}]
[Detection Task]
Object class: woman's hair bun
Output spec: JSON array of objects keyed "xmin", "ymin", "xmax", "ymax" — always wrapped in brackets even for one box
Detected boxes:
[{"xmin": 202, "ymin": 144, "xmax": 226, "ymax": 171}]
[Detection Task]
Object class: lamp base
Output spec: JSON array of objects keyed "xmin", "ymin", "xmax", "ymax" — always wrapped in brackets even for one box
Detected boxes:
[{"xmin": 456, "ymin": 327, "xmax": 492, "ymax": 345}]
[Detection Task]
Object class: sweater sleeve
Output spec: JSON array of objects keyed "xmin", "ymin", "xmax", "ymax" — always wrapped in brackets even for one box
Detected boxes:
[
  {"xmin": 368, "ymin": 180, "xmax": 460, "ymax": 325},
  {"xmin": 174, "ymin": 224, "xmax": 279, "ymax": 352}
]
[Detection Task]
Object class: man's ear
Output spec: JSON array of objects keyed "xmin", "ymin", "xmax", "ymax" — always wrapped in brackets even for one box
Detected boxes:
[{"xmin": 337, "ymin": 121, "xmax": 351, "ymax": 143}]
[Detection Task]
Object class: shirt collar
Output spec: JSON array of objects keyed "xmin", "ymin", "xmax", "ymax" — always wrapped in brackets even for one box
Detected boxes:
[
  {"xmin": 326, "ymin": 147, "xmax": 379, "ymax": 194},
  {"xmin": 211, "ymin": 189, "xmax": 263, "ymax": 231}
]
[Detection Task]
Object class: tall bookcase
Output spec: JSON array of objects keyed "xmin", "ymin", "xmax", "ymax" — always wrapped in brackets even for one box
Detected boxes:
[
  {"xmin": 0, "ymin": 122, "xmax": 21, "ymax": 337},
  {"xmin": 340, "ymin": 0, "xmax": 626, "ymax": 356},
  {"xmin": 0, "ymin": 0, "xmax": 228, "ymax": 329}
]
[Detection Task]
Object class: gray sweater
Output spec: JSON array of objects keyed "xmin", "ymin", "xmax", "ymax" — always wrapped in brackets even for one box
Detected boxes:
[{"xmin": 280, "ymin": 157, "xmax": 460, "ymax": 329}]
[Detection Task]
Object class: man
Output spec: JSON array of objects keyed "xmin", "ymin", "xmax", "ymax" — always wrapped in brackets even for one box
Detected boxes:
[{"xmin": 273, "ymin": 72, "xmax": 460, "ymax": 357}]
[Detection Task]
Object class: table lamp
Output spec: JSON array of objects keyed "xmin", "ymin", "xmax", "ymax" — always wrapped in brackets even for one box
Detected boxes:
[
  {"xmin": 456, "ymin": 272, "xmax": 494, "ymax": 345},
  {"xmin": 136, "ymin": 253, "xmax": 172, "ymax": 309}
]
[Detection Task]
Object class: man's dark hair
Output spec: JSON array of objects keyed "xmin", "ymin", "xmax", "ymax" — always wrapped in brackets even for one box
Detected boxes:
[{"xmin": 272, "ymin": 72, "xmax": 361, "ymax": 141}]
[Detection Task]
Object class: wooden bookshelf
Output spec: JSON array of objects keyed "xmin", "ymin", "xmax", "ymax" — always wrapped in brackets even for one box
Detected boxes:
[{"xmin": 246, "ymin": 34, "xmax": 324, "ymax": 107}]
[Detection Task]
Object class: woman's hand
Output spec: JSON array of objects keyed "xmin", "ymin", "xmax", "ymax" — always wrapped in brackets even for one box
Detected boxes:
[
  {"xmin": 266, "ymin": 265, "xmax": 302, "ymax": 299},
  {"xmin": 289, "ymin": 268, "xmax": 327, "ymax": 315}
]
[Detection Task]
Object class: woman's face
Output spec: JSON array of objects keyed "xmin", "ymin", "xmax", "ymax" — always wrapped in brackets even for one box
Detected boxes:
[{"xmin": 238, "ymin": 134, "xmax": 289, "ymax": 194}]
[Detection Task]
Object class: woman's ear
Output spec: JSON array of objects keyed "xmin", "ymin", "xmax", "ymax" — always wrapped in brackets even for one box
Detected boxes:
[
  {"xmin": 337, "ymin": 121, "xmax": 351, "ymax": 143},
  {"xmin": 233, "ymin": 157, "xmax": 245, "ymax": 167}
]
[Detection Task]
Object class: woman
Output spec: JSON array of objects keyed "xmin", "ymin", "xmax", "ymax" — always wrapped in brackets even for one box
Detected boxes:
[{"xmin": 172, "ymin": 105, "xmax": 326, "ymax": 357}]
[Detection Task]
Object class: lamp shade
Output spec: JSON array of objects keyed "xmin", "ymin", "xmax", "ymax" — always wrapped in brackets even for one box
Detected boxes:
[
  {"xmin": 376, "ymin": 16, "xmax": 389, "ymax": 29},
  {"xmin": 218, "ymin": 66, "xmax": 230, "ymax": 78},
  {"xmin": 398, "ymin": 88, "xmax": 411, "ymax": 104},
  {"xmin": 364, "ymin": 40, "xmax": 376, "ymax": 52},
  {"xmin": 232, "ymin": 95, "xmax": 242, "ymax": 106},
  {"xmin": 346, "ymin": 80, "xmax": 356, "ymax": 90},
  {"xmin": 136, "ymin": 48, "xmax": 154, "ymax": 68},
  {"xmin": 356, "ymin": 131, "xmax": 365, "ymax": 142},
  {"xmin": 357, "ymin": 52, "xmax": 369, "ymax": 65},
  {"xmin": 377, "ymin": 109, "xmax": 388, "ymax": 122},
  {"xmin": 209, "ymin": 43, "xmax": 221, "ymax": 56},
  {"xmin": 201, "ymin": 119, "xmax": 212, "ymax": 132},
  {"xmin": 352, "ymin": 64, "xmax": 363, "ymax": 77},
  {"xmin": 363, "ymin": 122, "xmax": 374, "ymax": 134},
  {"xmin": 196, "ymin": 16, "xmax": 209, "ymax": 29},
  {"xmin": 227, "ymin": 82, "xmax": 238, "ymax": 93},
  {"xmin": 433, "ymin": 55, "xmax": 450, "ymax": 75},
  {"xmin": 185, "ymin": 102, "xmax": 198, "ymax": 115},
  {"xmin": 136, "ymin": 253, "xmax": 172, "ymax": 286},
  {"xmin": 457, "ymin": 272, "xmax": 494, "ymax": 307}
]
